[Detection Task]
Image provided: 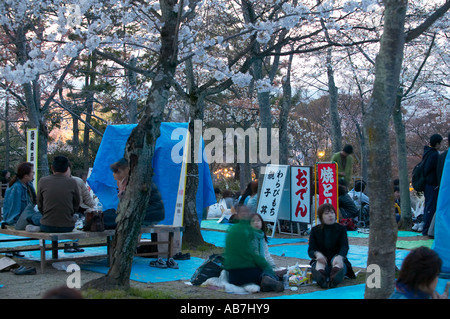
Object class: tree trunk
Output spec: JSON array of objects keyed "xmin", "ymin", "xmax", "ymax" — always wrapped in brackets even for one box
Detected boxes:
[
  {"xmin": 3, "ymin": 98, "xmax": 10, "ymax": 170},
  {"xmin": 326, "ymin": 47, "xmax": 342, "ymax": 153},
  {"xmin": 83, "ymin": 0, "xmax": 179, "ymax": 290},
  {"xmin": 279, "ymin": 54, "xmax": 294, "ymax": 165},
  {"xmin": 183, "ymin": 98, "xmax": 207, "ymax": 248},
  {"xmin": 127, "ymin": 57, "xmax": 138, "ymax": 124},
  {"xmin": 393, "ymin": 90, "xmax": 412, "ymax": 230},
  {"xmin": 364, "ymin": 0, "xmax": 407, "ymax": 299},
  {"xmin": 83, "ymin": 54, "xmax": 96, "ymax": 170},
  {"xmin": 72, "ymin": 115, "xmax": 79, "ymax": 154}
]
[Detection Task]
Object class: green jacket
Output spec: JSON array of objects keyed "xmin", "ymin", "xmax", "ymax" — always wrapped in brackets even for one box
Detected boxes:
[
  {"xmin": 223, "ymin": 219, "xmax": 271, "ymax": 272},
  {"xmin": 331, "ymin": 152, "xmax": 353, "ymax": 186}
]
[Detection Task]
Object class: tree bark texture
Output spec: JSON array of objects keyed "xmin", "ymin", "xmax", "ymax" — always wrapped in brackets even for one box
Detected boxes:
[
  {"xmin": 392, "ymin": 92, "xmax": 412, "ymax": 229},
  {"xmin": 364, "ymin": 0, "xmax": 407, "ymax": 299},
  {"xmin": 83, "ymin": 0, "xmax": 179, "ymax": 290}
]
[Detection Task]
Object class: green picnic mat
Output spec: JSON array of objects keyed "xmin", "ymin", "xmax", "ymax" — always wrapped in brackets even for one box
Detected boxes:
[
  {"xmin": 200, "ymin": 219, "xmax": 231, "ymax": 231},
  {"xmin": 347, "ymin": 230, "xmax": 423, "ymax": 238},
  {"xmin": 396, "ymin": 239, "xmax": 434, "ymax": 250}
]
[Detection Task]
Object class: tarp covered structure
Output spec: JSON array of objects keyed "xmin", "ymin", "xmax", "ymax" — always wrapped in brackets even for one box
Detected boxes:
[
  {"xmin": 87, "ymin": 123, "xmax": 216, "ymax": 225},
  {"xmin": 433, "ymin": 152, "xmax": 450, "ymax": 273}
]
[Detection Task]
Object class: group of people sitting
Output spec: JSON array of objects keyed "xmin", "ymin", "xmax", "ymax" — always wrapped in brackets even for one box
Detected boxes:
[
  {"xmin": 1, "ymin": 156, "xmax": 89, "ymax": 233},
  {"xmin": 1, "ymin": 156, "xmax": 166, "ymax": 233},
  {"xmin": 208, "ymin": 180, "xmax": 259, "ymax": 221},
  {"xmin": 223, "ymin": 203, "xmax": 448, "ymax": 298},
  {"xmin": 223, "ymin": 203, "xmax": 356, "ymax": 293}
]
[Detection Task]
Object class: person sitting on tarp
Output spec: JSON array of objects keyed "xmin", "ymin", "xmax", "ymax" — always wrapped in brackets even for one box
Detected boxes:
[
  {"xmin": 103, "ymin": 158, "xmax": 164, "ymax": 229},
  {"xmin": 308, "ymin": 203, "xmax": 356, "ymax": 288},
  {"xmin": 223, "ymin": 206, "xmax": 283, "ymax": 293},
  {"xmin": 349, "ymin": 180, "xmax": 370, "ymax": 226},
  {"xmin": 250, "ymin": 213, "xmax": 276, "ymax": 270},
  {"xmin": 394, "ymin": 186, "xmax": 401, "ymax": 223},
  {"xmin": 237, "ymin": 180, "xmax": 258, "ymax": 213},
  {"xmin": 390, "ymin": 247, "xmax": 450, "ymax": 299},
  {"xmin": 1, "ymin": 162, "xmax": 37, "ymax": 227},
  {"xmin": 338, "ymin": 181, "xmax": 358, "ymax": 230}
]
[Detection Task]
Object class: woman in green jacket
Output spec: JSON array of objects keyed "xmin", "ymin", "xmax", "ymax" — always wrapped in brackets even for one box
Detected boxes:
[{"xmin": 223, "ymin": 207, "xmax": 283, "ymax": 292}]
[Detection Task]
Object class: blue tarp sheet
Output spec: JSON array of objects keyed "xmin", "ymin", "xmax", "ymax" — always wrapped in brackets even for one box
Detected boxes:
[
  {"xmin": 266, "ymin": 278, "xmax": 450, "ymax": 299},
  {"xmin": 433, "ymin": 152, "xmax": 450, "ymax": 273},
  {"xmin": 87, "ymin": 123, "xmax": 216, "ymax": 225}
]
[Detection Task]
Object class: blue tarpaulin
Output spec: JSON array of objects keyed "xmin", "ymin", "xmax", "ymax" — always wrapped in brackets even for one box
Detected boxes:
[
  {"xmin": 87, "ymin": 123, "xmax": 216, "ymax": 225},
  {"xmin": 433, "ymin": 152, "xmax": 450, "ymax": 273}
]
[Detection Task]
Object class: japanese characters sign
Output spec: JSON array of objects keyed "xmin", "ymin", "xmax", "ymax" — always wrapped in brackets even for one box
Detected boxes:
[
  {"xmin": 315, "ymin": 162, "xmax": 338, "ymax": 219},
  {"xmin": 290, "ymin": 166, "xmax": 311, "ymax": 223},
  {"xmin": 257, "ymin": 164, "xmax": 289, "ymax": 226},
  {"xmin": 26, "ymin": 128, "xmax": 38, "ymax": 191}
]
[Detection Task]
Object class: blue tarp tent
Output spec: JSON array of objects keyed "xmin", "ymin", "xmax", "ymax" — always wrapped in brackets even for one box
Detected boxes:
[
  {"xmin": 87, "ymin": 123, "xmax": 216, "ymax": 225},
  {"xmin": 433, "ymin": 152, "xmax": 450, "ymax": 273}
]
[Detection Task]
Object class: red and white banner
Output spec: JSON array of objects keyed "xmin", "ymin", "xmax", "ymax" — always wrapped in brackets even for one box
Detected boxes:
[
  {"xmin": 290, "ymin": 166, "xmax": 311, "ymax": 223},
  {"xmin": 316, "ymin": 162, "xmax": 338, "ymax": 218}
]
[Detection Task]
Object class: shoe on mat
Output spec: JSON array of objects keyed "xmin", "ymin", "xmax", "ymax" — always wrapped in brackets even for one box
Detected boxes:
[
  {"xmin": 311, "ymin": 267, "xmax": 328, "ymax": 289},
  {"xmin": 173, "ymin": 252, "xmax": 190, "ymax": 260},
  {"xmin": 64, "ymin": 243, "xmax": 78, "ymax": 253},
  {"xmin": 149, "ymin": 257, "xmax": 168, "ymax": 268},
  {"xmin": 260, "ymin": 275, "xmax": 284, "ymax": 292},
  {"xmin": 13, "ymin": 265, "xmax": 36, "ymax": 275},
  {"xmin": 166, "ymin": 257, "xmax": 179, "ymax": 269},
  {"xmin": 72, "ymin": 242, "xmax": 84, "ymax": 252},
  {"xmin": 329, "ymin": 266, "xmax": 345, "ymax": 288},
  {"xmin": 25, "ymin": 225, "xmax": 40, "ymax": 232}
]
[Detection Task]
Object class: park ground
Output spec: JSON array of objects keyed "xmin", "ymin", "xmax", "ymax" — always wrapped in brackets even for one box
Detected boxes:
[{"xmin": 0, "ymin": 228, "xmax": 430, "ymax": 299}]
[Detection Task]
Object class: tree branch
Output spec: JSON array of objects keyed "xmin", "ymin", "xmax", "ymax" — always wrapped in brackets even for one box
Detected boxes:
[{"xmin": 405, "ymin": 0, "xmax": 450, "ymax": 42}]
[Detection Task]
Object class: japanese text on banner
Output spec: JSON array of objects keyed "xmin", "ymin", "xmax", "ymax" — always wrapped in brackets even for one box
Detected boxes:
[{"xmin": 317, "ymin": 163, "xmax": 338, "ymax": 214}]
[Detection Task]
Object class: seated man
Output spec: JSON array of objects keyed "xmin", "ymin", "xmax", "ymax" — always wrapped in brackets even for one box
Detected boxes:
[
  {"xmin": 69, "ymin": 166, "xmax": 95, "ymax": 215},
  {"xmin": 37, "ymin": 156, "xmax": 80, "ymax": 233},
  {"xmin": 349, "ymin": 180, "xmax": 370, "ymax": 225},
  {"xmin": 349, "ymin": 180, "xmax": 369, "ymax": 210}
]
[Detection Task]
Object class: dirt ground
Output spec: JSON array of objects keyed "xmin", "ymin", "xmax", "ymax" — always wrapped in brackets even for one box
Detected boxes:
[{"xmin": 0, "ymin": 232, "xmax": 426, "ymax": 299}]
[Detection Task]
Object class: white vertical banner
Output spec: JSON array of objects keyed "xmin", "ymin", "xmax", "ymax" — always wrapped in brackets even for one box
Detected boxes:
[
  {"xmin": 290, "ymin": 166, "xmax": 311, "ymax": 223},
  {"xmin": 26, "ymin": 128, "xmax": 38, "ymax": 191},
  {"xmin": 172, "ymin": 131, "xmax": 190, "ymax": 227},
  {"xmin": 257, "ymin": 164, "xmax": 289, "ymax": 237}
]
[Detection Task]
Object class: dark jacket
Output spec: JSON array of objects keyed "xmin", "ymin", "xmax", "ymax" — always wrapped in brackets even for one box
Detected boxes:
[
  {"xmin": 143, "ymin": 182, "xmax": 165, "ymax": 225},
  {"xmin": 437, "ymin": 150, "xmax": 448, "ymax": 186},
  {"xmin": 308, "ymin": 223, "xmax": 356, "ymax": 279},
  {"xmin": 339, "ymin": 193, "xmax": 359, "ymax": 219},
  {"xmin": 423, "ymin": 146, "xmax": 439, "ymax": 186}
]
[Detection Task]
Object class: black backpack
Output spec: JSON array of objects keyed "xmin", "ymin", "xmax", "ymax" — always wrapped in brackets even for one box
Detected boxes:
[
  {"xmin": 411, "ymin": 152, "xmax": 431, "ymax": 192},
  {"xmin": 190, "ymin": 254, "xmax": 224, "ymax": 286}
]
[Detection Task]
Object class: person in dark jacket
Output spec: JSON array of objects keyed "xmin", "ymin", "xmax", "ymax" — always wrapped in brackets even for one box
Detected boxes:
[
  {"xmin": 338, "ymin": 181, "xmax": 358, "ymax": 220},
  {"xmin": 308, "ymin": 203, "xmax": 355, "ymax": 288},
  {"xmin": 421, "ymin": 134, "xmax": 442, "ymax": 236},
  {"xmin": 436, "ymin": 132, "xmax": 449, "ymax": 185}
]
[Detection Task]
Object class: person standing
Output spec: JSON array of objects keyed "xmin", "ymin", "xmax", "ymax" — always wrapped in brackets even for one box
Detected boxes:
[
  {"xmin": 37, "ymin": 156, "xmax": 80, "ymax": 233},
  {"xmin": 331, "ymin": 144, "xmax": 354, "ymax": 186},
  {"xmin": 437, "ymin": 132, "xmax": 449, "ymax": 185},
  {"xmin": 421, "ymin": 134, "xmax": 442, "ymax": 236}
]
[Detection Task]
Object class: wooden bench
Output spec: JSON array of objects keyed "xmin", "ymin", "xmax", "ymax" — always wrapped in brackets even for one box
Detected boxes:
[
  {"xmin": 0, "ymin": 225, "xmax": 184, "ymax": 273},
  {"xmin": 0, "ymin": 227, "xmax": 115, "ymax": 273}
]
